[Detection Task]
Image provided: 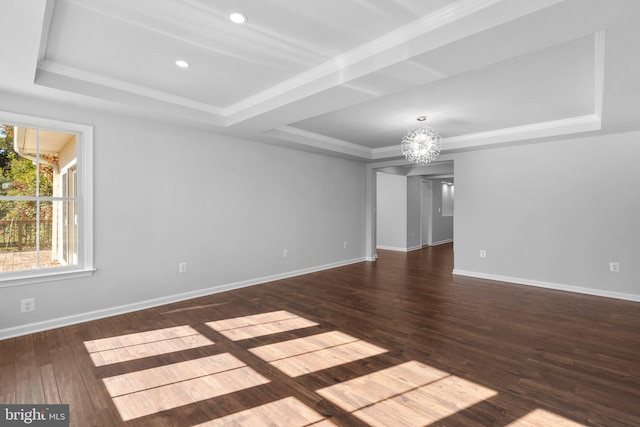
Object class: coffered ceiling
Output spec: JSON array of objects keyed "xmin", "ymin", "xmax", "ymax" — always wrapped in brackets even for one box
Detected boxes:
[{"xmin": 2, "ymin": 0, "xmax": 640, "ymax": 162}]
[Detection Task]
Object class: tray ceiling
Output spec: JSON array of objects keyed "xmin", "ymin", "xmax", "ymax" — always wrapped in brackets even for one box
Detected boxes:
[{"xmin": 2, "ymin": 0, "xmax": 640, "ymax": 161}]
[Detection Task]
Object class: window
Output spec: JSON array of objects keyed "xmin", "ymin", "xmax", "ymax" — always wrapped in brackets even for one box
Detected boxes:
[{"xmin": 0, "ymin": 111, "xmax": 93, "ymax": 286}]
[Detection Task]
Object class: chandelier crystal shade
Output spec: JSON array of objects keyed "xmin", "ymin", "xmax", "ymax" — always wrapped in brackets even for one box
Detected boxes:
[{"xmin": 401, "ymin": 116, "xmax": 442, "ymax": 165}]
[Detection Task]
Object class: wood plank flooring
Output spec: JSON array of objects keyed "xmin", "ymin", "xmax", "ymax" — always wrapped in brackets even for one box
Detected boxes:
[{"xmin": 1, "ymin": 244, "xmax": 639, "ymax": 426}]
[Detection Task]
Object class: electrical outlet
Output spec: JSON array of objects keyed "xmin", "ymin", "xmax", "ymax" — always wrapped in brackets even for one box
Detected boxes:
[
  {"xmin": 343, "ymin": 241, "xmax": 348, "ymax": 249},
  {"xmin": 178, "ymin": 262, "xmax": 187, "ymax": 273},
  {"xmin": 21, "ymin": 298, "xmax": 35, "ymax": 313},
  {"xmin": 610, "ymin": 262, "xmax": 620, "ymax": 273},
  {"xmin": 283, "ymin": 249, "xmax": 288, "ymax": 258},
  {"xmin": 480, "ymin": 250, "xmax": 487, "ymax": 258}
]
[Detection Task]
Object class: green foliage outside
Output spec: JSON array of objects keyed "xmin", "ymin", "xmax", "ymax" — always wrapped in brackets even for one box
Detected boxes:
[{"xmin": 0, "ymin": 124, "xmax": 55, "ymax": 221}]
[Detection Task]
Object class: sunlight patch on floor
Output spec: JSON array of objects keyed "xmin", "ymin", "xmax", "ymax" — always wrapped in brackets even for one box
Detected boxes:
[
  {"xmin": 104, "ymin": 353, "xmax": 269, "ymax": 421},
  {"xmin": 86, "ymin": 312, "xmax": 519, "ymax": 425},
  {"xmin": 192, "ymin": 396, "xmax": 338, "ymax": 427},
  {"xmin": 206, "ymin": 310, "xmax": 318, "ymax": 341},
  {"xmin": 317, "ymin": 361, "xmax": 497, "ymax": 426},
  {"xmin": 249, "ymin": 331, "xmax": 387, "ymax": 377},
  {"xmin": 84, "ymin": 325, "xmax": 213, "ymax": 366},
  {"xmin": 507, "ymin": 408, "xmax": 587, "ymax": 426}
]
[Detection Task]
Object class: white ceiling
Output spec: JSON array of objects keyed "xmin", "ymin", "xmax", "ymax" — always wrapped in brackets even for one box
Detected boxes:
[{"xmin": 2, "ymin": 0, "xmax": 640, "ymax": 162}]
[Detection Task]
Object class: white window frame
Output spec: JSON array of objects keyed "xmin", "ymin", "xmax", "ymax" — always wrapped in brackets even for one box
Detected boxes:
[{"xmin": 0, "ymin": 111, "xmax": 94, "ymax": 287}]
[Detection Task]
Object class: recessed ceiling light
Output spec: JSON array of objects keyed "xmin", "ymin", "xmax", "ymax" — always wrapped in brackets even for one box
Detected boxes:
[
  {"xmin": 229, "ymin": 12, "xmax": 247, "ymax": 24},
  {"xmin": 175, "ymin": 60, "xmax": 190, "ymax": 68}
]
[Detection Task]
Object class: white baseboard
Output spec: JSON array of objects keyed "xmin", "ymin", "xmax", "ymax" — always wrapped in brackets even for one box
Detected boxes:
[
  {"xmin": 377, "ymin": 244, "xmax": 435, "ymax": 252},
  {"xmin": 376, "ymin": 245, "xmax": 407, "ymax": 252},
  {"xmin": 452, "ymin": 269, "xmax": 640, "ymax": 302},
  {"xmin": 376, "ymin": 245, "xmax": 422, "ymax": 252},
  {"xmin": 431, "ymin": 239, "xmax": 453, "ymax": 246},
  {"xmin": 0, "ymin": 257, "xmax": 366, "ymax": 340}
]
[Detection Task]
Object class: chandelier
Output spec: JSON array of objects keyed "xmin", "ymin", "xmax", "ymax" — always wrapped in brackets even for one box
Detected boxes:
[{"xmin": 401, "ymin": 116, "xmax": 442, "ymax": 165}]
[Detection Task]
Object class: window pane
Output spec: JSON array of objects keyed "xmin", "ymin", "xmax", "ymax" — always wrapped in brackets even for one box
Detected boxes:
[
  {"xmin": 54, "ymin": 200, "xmax": 78, "ymax": 267},
  {"xmin": 39, "ymin": 160, "xmax": 55, "ymax": 197},
  {"xmin": 0, "ymin": 124, "xmax": 37, "ymax": 197},
  {"xmin": 0, "ymin": 200, "xmax": 38, "ymax": 272},
  {"xmin": 0, "ymin": 201, "xmax": 78, "ymax": 271},
  {"xmin": 39, "ymin": 201, "xmax": 61, "ymax": 269},
  {"xmin": 1, "ymin": 126, "xmax": 76, "ymax": 198}
]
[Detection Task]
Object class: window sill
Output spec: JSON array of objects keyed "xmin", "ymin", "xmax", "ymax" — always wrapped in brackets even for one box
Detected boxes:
[{"xmin": 0, "ymin": 268, "xmax": 95, "ymax": 288}]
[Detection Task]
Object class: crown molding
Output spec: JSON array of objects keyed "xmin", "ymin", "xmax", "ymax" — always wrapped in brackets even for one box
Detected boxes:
[
  {"xmin": 371, "ymin": 115, "xmax": 601, "ymax": 158},
  {"xmin": 36, "ymin": 59, "xmax": 225, "ymax": 117},
  {"xmin": 371, "ymin": 30, "xmax": 606, "ymax": 157},
  {"xmin": 264, "ymin": 126, "xmax": 374, "ymax": 160},
  {"xmin": 442, "ymin": 115, "xmax": 601, "ymax": 151},
  {"xmin": 372, "ymin": 145, "xmax": 402, "ymax": 159},
  {"xmin": 268, "ymin": 111, "xmax": 602, "ymax": 162}
]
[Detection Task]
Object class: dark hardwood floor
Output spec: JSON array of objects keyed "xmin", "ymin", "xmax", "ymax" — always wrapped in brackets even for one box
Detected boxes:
[{"xmin": 1, "ymin": 244, "xmax": 639, "ymax": 426}]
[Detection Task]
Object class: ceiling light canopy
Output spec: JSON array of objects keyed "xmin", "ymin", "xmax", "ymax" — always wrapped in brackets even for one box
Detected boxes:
[
  {"xmin": 229, "ymin": 12, "xmax": 247, "ymax": 24},
  {"xmin": 401, "ymin": 116, "xmax": 442, "ymax": 165},
  {"xmin": 175, "ymin": 60, "xmax": 190, "ymax": 68}
]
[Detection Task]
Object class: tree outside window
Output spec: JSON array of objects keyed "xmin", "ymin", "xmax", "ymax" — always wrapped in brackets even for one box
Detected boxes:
[{"xmin": 0, "ymin": 123, "xmax": 77, "ymax": 272}]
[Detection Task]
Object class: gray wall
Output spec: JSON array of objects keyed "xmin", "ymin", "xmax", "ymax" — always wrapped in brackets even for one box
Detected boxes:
[
  {"xmin": 3, "ymin": 92, "xmax": 638, "ymax": 338},
  {"xmin": 0, "ymin": 93, "xmax": 367, "ymax": 338},
  {"xmin": 453, "ymin": 131, "xmax": 640, "ymax": 300},
  {"xmin": 376, "ymin": 173, "xmax": 407, "ymax": 250}
]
